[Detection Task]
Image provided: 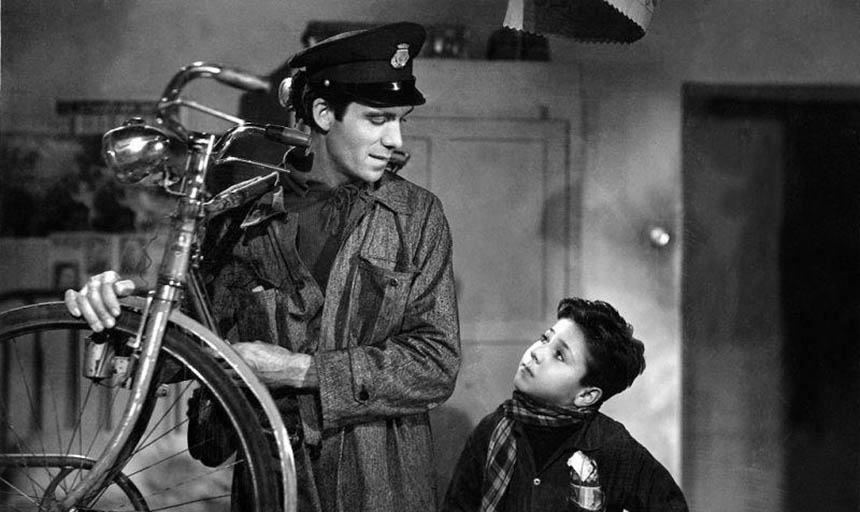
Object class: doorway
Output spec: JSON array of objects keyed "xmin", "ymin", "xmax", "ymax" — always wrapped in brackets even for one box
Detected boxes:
[{"xmin": 682, "ymin": 84, "xmax": 860, "ymax": 511}]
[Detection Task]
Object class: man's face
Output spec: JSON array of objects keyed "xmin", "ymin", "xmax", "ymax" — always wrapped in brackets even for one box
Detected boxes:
[
  {"xmin": 324, "ymin": 102, "xmax": 413, "ymax": 184},
  {"xmin": 513, "ymin": 318, "xmax": 593, "ymax": 407}
]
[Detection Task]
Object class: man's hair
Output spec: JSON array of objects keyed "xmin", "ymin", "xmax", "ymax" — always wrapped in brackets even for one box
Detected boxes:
[
  {"xmin": 557, "ymin": 297, "xmax": 645, "ymax": 405},
  {"xmin": 287, "ymin": 70, "xmax": 352, "ymax": 132}
]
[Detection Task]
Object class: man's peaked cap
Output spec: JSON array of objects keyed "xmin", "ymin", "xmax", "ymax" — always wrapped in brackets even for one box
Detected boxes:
[{"xmin": 288, "ymin": 22, "xmax": 426, "ymax": 106}]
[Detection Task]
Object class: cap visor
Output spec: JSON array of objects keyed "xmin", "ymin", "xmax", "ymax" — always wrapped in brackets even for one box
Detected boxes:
[{"xmin": 336, "ymin": 83, "xmax": 426, "ymax": 107}]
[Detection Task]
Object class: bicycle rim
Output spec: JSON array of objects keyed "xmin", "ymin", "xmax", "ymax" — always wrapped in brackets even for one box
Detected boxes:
[{"xmin": 0, "ymin": 302, "xmax": 280, "ymax": 512}]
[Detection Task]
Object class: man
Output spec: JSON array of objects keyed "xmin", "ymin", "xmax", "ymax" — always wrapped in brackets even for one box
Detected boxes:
[
  {"xmin": 65, "ymin": 22, "xmax": 461, "ymax": 512},
  {"xmin": 443, "ymin": 297, "xmax": 687, "ymax": 511}
]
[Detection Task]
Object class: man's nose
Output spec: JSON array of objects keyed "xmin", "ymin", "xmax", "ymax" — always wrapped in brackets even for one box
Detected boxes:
[{"xmin": 381, "ymin": 122, "xmax": 403, "ymax": 149}]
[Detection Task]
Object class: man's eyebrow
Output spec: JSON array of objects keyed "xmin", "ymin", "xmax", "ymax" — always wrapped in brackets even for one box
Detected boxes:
[{"xmin": 366, "ymin": 107, "xmax": 415, "ymax": 119}]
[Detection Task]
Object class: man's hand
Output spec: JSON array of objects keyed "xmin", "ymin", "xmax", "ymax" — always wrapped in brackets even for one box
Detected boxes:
[
  {"xmin": 64, "ymin": 271, "xmax": 136, "ymax": 332},
  {"xmin": 229, "ymin": 341, "xmax": 319, "ymax": 390}
]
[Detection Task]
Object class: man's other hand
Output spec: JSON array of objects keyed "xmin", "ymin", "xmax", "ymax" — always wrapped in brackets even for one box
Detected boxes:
[{"xmin": 228, "ymin": 341, "xmax": 319, "ymax": 390}]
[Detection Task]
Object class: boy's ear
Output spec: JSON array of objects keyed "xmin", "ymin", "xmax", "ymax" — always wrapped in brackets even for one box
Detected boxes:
[
  {"xmin": 573, "ymin": 386, "xmax": 602, "ymax": 408},
  {"xmin": 312, "ymin": 98, "xmax": 333, "ymax": 132}
]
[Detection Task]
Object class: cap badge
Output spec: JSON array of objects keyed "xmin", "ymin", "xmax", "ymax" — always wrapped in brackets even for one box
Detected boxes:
[{"xmin": 390, "ymin": 43, "xmax": 410, "ymax": 69}]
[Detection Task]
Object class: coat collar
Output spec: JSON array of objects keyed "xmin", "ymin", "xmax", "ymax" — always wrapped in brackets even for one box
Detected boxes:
[{"xmin": 239, "ymin": 171, "xmax": 412, "ymax": 229}]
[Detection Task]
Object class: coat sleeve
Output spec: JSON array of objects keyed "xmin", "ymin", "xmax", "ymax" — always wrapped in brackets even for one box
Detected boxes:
[
  {"xmin": 313, "ymin": 194, "xmax": 461, "ymax": 428},
  {"xmin": 613, "ymin": 437, "xmax": 689, "ymax": 512},
  {"xmin": 631, "ymin": 450, "xmax": 689, "ymax": 512}
]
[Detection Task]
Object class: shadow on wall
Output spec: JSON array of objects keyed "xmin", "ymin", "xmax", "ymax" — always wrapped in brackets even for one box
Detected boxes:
[{"xmin": 430, "ymin": 404, "xmax": 473, "ymax": 500}]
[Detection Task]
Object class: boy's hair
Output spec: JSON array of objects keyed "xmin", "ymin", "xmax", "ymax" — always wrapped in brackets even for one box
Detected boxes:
[
  {"xmin": 557, "ymin": 297, "xmax": 645, "ymax": 405},
  {"xmin": 287, "ymin": 69, "xmax": 352, "ymax": 132}
]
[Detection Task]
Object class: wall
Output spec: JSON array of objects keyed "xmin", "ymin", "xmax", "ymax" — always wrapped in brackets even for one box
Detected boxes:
[
  {"xmin": 560, "ymin": 0, "xmax": 860, "ymax": 481},
  {"xmin": 5, "ymin": 0, "xmax": 860, "ymax": 499}
]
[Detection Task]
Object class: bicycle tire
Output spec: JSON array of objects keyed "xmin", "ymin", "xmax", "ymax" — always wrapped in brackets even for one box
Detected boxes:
[{"xmin": 0, "ymin": 301, "xmax": 280, "ymax": 512}]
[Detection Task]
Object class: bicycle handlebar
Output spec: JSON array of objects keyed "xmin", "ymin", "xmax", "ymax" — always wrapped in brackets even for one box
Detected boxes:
[
  {"xmin": 159, "ymin": 61, "xmax": 269, "ymax": 104},
  {"xmin": 213, "ymin": 67, "xmax": 270, "ymax": 93},
  {"xmin": 157, "ymin": 61, "xmax": 274, "ymax": 137}
]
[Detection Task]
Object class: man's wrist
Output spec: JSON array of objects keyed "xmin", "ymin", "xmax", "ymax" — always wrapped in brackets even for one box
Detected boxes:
[{"xmin": 297, "ymin": 353, "xmax": 319, "ymax": 389}]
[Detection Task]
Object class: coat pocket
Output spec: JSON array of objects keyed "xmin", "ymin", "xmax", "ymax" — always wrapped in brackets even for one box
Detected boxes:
[
  {"xmin": 235, "ymin": 287, "xmax": 279, "ymax": 344},
  {"xmin": 352, "ymin": 256, "xmax": 418, "ymax": 345}
]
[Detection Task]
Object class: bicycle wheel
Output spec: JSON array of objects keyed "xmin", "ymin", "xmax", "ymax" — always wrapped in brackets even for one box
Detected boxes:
[{"xmin": 0, "ymin": 301, "xmax": 280, "ymax": 512}]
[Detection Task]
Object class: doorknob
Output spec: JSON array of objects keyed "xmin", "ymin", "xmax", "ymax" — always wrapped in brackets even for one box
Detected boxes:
[{"xmin": 648, "ymin": 226, "xmax": 671, "ymax": 248}]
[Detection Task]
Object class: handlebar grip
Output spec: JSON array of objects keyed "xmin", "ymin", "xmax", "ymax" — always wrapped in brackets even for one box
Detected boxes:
[
  {"xmin": 265, "ymin": 124, "xmax": 311, "ymax": 148},
  {"xmin": 215, "ymin": 67, "xmax": 271, "ymax": 93}
]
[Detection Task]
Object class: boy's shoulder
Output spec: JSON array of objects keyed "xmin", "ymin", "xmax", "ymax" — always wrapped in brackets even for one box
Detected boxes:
[
  {"xmin": 583, "ymin": 412, "xmax": 665, "ymax": 465},
  {"xmin": 466, "ymin": 406, "xmax": 511, "ymax": 442},
  {"xmin": 587, "ymin": 412, "xmax": 637, "ymax": 445},
  {"xmin": 470, "ymin": 406, "xmax": 644, "ymax": 451}
]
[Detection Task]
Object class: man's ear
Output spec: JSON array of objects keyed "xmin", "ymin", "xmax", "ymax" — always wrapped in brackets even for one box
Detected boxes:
[
  {"xmin": 573, "ymin": 386, "xmax": 602, "ymax": 408},
  {"xmin": 312, "ymin": 98, "xmax": 333, "ymax": 132}
]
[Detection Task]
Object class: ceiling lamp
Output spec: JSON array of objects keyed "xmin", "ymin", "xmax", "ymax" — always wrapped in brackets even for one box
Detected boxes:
[{"xmin": 503, "ymin": 0, "xmax": 656, "ymax": 43}]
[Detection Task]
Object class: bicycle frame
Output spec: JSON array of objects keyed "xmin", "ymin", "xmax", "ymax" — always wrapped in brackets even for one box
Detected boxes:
[{"xmin": 56, "ymin": 61, "xmax": 307, "ymax": 512}]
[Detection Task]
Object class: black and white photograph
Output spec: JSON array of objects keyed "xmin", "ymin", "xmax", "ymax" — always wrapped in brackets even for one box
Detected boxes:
[{"xmin": 1, "ymin": 1, "xmax": 858, "ymax": 511}]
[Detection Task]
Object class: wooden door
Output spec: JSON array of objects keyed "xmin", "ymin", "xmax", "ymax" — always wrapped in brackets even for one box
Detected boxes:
[{"xmin": 682, "ymin": 102, "xmax": 786, "ymax": 512}]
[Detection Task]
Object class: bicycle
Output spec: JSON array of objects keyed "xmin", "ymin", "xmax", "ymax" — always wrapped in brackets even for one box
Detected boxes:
[{"xmin": 0, "ymin": 61, "xmax": 330, "ymax": 512}]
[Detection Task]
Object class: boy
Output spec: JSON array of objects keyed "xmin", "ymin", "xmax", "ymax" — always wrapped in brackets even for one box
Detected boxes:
[{"xmin": 443, "ymin": 297, "xmax": 688, "ymax": 511}]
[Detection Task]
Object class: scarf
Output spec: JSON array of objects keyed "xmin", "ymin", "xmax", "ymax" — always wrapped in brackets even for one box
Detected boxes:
[
  {"xmin": 321, "ymin": 181, "xmax": 372, "ymax": 236},
  {"xmin": 481, "ymin": 390, "xmax": 595, "ymax": 512}
]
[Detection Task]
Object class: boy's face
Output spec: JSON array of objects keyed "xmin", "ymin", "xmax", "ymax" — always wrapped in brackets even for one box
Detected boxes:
[
  {"xmin": 513, "ymin": 318, "xmax": 598, "ymax": 407},
  {"xmin": 322, "ymin": 102, "xmax": 413, "ymax": 184}
]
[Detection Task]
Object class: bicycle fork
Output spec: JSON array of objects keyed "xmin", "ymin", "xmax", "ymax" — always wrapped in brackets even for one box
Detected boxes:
[{"xmin": 56, "ymin": 135, "xmax": 216, "ymax": 512}]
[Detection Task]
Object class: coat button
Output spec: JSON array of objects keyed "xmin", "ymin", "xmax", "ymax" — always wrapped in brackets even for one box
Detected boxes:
[
  {"xmin": 533, "ymin": 478, "xmax": 541, "ymax": 486},
  {"xmin": 388, "ymin": 278, "xmax": 398, "ymax": 286},
  {"xmin": 358, "ymin": 389, "xmax": 370, "ymax": 401}
]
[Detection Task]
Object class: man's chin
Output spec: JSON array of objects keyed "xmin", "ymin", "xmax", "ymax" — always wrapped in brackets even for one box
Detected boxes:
[{"xmin": 359, "ymin": 166, "xmax": 386, "ymax": 182}]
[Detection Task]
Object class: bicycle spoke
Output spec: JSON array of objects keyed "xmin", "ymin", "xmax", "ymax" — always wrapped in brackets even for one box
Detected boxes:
[
  {"xmin": 0, "ymin": 460, "xmax": 51, "ymax": 504},
  {"xmin": 1, "ymin": 304, "xmax": 282, "ymax": 512},
  {"xmin": 10, "ymin": 339, "xmax": 51, "ymax": 482},
  {"xmin": 148, "ymin": 492, "xmax": 232, "ymax": 511},
  {"xmin": 46, "ymin": 340, "xmax": 65, "ymax": 477},
  {"xmin": 135, "ymin": 416, "xmax": 189, "ymax": 456},
  {"xmin": 135, "ymin": 380, "xmax": 194, "ymax": 451},
  {"xmin": 0, "ymin": 473, "xmax": 44, "ymax": 509},
  {"xmin": 146, "ymin": 457, "xmax": 243, "ymax": 494},
  {"xmin": 63, "ymin": 379, "xmax": 97, "ymax": 491},
  {"xmin": 4, "ymin": 342, "xmax": 59, "ymax": 502},
  {"xmin": 11, "ymin": 339, "xmax": 45, "ymax": 450},
  {"xmin": 0, "ymin": 429, "xmax": 48, "ymax": 500},
  {"xmin": 125, "ymin": 445, "xmax": 194, "ymax": 478}
]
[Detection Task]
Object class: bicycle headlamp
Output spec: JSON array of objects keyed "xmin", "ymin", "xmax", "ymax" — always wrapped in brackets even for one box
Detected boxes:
[{"xmin": 102, "ymin": 118, "xmax": 184, "ymax": 184}]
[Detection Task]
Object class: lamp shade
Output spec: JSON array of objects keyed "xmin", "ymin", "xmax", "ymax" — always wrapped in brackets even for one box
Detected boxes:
[{"xmin": 503, "ymin": 0, "xmax": 656, "ymax": 43}]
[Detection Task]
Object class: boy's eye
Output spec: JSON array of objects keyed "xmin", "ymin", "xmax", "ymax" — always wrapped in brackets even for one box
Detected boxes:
[
  {"xmin": 539, "ymin": 334, "xmax": 549, "ymax": 343},
  {"xmin": 555, "ymin": 350, "xmax": 564, "ymax": 361}
]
